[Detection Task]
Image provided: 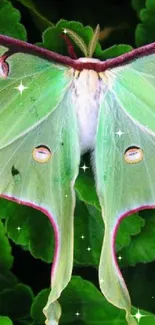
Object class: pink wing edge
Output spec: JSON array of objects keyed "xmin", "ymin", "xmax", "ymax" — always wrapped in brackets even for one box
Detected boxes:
[
  {"xmin": 1, "ymin": 193, "xmax": 59, "ymax": 277},
  {"xmin": 1, "ymin": 193, "xmax": 154, "ymax": 283},
  {"xmin": 112, "ymin": 205, "xmax": 155, "ymax": 278}
]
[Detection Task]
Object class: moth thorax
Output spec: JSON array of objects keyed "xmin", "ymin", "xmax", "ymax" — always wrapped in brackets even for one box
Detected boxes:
[
  {"xmin": 75, "ymin": 69, "xmax": 99, "ymax": 97},
  {"xmin": 72, "ymin": 69, "xmax": 103, "ymax": 152},
  {"xmin": 77, "ymin": 57, "xmax": 101, "ymax": 63}
]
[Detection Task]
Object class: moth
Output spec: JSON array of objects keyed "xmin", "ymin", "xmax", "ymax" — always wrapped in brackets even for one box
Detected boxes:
[{"xmin": 0, "ymin": 24, "xmax": 154, "ymax": 325}]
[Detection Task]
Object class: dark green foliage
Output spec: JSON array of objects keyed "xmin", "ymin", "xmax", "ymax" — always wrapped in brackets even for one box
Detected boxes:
[
  {"xmin": 134, "ymin": 0, "xmax": 155, "ymax": 46},
  {"xmin": 1, "ymin": 0, "xmax": 155, "ymax": 324}
]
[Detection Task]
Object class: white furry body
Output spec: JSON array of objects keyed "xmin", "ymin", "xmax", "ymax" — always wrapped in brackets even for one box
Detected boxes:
[{"xmin": 71, "ymin": 59, "xmax": 106, "ymax": 153}]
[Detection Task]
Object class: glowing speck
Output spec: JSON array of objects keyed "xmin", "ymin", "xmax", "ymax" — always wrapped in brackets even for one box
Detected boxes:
[
  {"xmin": 63, "ymin": 29, "xmax": 67, "ymax": 34},
  {"xmin": 81, "ymin": 235, "xmax": 85, "ymax": 239},
  {"xmin": 132, "ymin": 308, "xmax": 146, "ymax": 323},
  {"xmin": 14, "ymin": 81, "xmax": 28, "ymax": 94},
  {"xmin": 65, "ymin": 194, "xmax": 68, "ymax": 197},
  {"xmin": 118, "ymin": 255, "xmax": 123, "ymax": 261},
  {"xmin": 80, "ymin": 164, "xmax": 89, "ymax": 172},
  {"xmin": 115, "ymin": 129, "xmax": 125, "ymax": 137},
  {"xmin": 75, "ymin": 311, "xmax": 80, "ymax": 317},
  {"xmin": 87, "ymin": 247, "xmax": 91, "ymax": 251},
  {"xmin": 100, "ymin": 279, "xmax": 104, "ymax": 283},
  {"xmin": 17, "ymin": 226, "xmax": 21, "ymax": 231}
]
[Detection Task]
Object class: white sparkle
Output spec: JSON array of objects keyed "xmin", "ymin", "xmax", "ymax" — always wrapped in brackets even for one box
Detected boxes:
[
  {"xmin": 15, "ymin": 81, "xmax": 28, "ymax": 94},
  {"xmin": 118, "ymin": 255, "xmax": 123, "ymax": 261},
  {"xmin": 100, "ymin": 279, "xmax": 104, "ymax": 283},
  {"xmin": 115, "ymin": 129, "xmax": 125, "ymax": 137},
  {"xmin": 81, "ymin": 235, "xmax": 85, "ymax": 239},
  {"xmin": 80, "ymin": 164, "xmax": 89, "ymax": 172},
  {"xmin": 132, "ymin": 308, "xmax": 146, "ymax": 323},
  {"xmin": 63, "ymin": 28, "xmax": 68, "ymax": 34},
  {"xmin": 75, "ymin": 311, "xmax": 80, "ymax": 317},
  {"xmin": 17, "ymin": 226, "xmax": 21, "ymax": 231},
  {"xmin": 87, "ymin": 247, "xmax": 91, "ymax": 251},
  {"xmin": 65, "ymin": 194, "xmax": 68, "ymax": 197},
  {"xmin": 152, "ymin": 296, "xmax": 154, "ymax": 299}
]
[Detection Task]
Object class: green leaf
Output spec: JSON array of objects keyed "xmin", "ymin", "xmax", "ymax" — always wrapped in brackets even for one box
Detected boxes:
[
  {"xmin": 131, "ymin": 0, "xmax": 146, "ymax": 15},
  {"xmin": 0, "ymin": 317, "xmax": 13, "ymax": 325},
  {"xmin": 74, "ymin": 198, "xmax": 145, "ymax": 266},
  {"xmin": 75, "ymin": 173, "xmax": 100, "ymax": 210},
  {"xmin": 0, "ymin": 271, "xmax": 17, "ymax": 292},
  {"xmin": 131, "ymin": 307, "xmax": 155, "ymax": 325},
  {"xmin": 3, "ymin": 200, "xmax": 54, "ymax": 263},
  {"xmin": 116, "ymin": 213, "xmax": 145, "ymax": 252},
  {"xmin": 1, "ymin": 195, "xmax": 145, "ymax": 269},
  {"xmin": 0, "ymin": 283, "xmax": 34, "ymax": 320},
  {"xmin": 31, "ymin": 289, "xmax": 50, "ymax": 325},
  {"xmin": 0, "ymin": 0, "xmax": 27, "ymax": 40},
  {"xmin": 125, "ymin": 263, "xmax": 155, "ymax": 313},
  {"xmin": 0, "ymin": 199, "xmax": 13, "ymax": 219},
  {"xmin": 135, "ymin": 0, "xmax": 155, "ymax": 46},
  {"xmin": 74, "ymin": 201, "xmax": 103, "ymax": 266},
  {"xmin": 0, "ymin": 219, "xmax": 13, "ymax": 270},
  {"xmin": 121, "ymin": 210, "xmax": 155, "ymax": 266},
  {"xmin": 99, "ymin": 44, "xmax": 133, "ymax": 60},
  {"xmin": 38, "ymin": 19, "xmax": 132, "ymax": 59},
  {"xmin": 31, "ymin": 277, "xmax": 155, "ymax": 324},
  {"xmin": 16, "ymin": 0, "xmax": 53, "ymax": 31},
  {"xmin": 146, "ymin": 0, "xmax": 155, "ymax": 10},
  {"xmin": 37, "ymin": 20, "xmax": 93, "ymax": 56},
  {"xmin": 59, "ymin": 277, "xmax": 154, "ymax": 324}
]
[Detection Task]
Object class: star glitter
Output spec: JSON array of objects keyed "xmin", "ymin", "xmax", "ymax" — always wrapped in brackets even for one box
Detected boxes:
[
  {"xmin": 132, "ymin": 308, "xmax": 146, "ymax": 323},
  {"xmin": 15, "ymin": 81, "xmax": 28, "ymax": 94},
  {"xmin": 115, "ymin": 129, "xmax": 125, "ymax": 137},
  {"xmin": 80, "ymin": 164, "xmax": 89, "ymax": 172}
]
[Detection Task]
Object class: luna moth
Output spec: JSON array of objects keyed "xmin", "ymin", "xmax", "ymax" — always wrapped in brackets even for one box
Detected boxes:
[{"xmin": 0, "ymin": 23, "xmax": 154, "ymax": 325}]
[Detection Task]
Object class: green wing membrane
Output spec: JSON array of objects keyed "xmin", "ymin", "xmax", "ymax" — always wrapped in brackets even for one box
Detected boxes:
[
  {"xmin": 95, "ymin": 55, "xmax": 155, "ymax": 325},
  {"xmin": 0, "ymin": 47, "xmax": 80, "ymax": 324},
  {"xmin": 110, "ymin": 53, "xmax": 155, "ymax": 134},
  {"xmin": 0, "ymin": 51, "xmax": 70, "ymax": 148}
]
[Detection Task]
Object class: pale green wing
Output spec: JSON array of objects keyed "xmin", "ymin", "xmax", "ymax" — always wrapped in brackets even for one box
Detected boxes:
[
  {"xmin": 94, "ymin": 87, "xmax": 155, "ymax": 325},
  {"xmin": 0, "ymin": 47, "xmax": 80, "ymax": 325},
  {"xmin": 107, "ymin": 53, "xmax": 155, "ymax": 134},
  {"xmin": 0, "ymin": 48, "xmax": 71, "ymax": 148}
]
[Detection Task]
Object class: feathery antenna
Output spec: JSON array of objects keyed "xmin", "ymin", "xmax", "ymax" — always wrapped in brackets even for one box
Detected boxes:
[
  {"xmin": 63, "ymin": 28, "xmax": 88, "ymax": 57},
  {"xmin": 62, "ymin": 25, "xmax": 100, "ymax": 58},
  {"xmin": 88, "ymin": 24, "xmax": 100, "ymax": 58}
]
